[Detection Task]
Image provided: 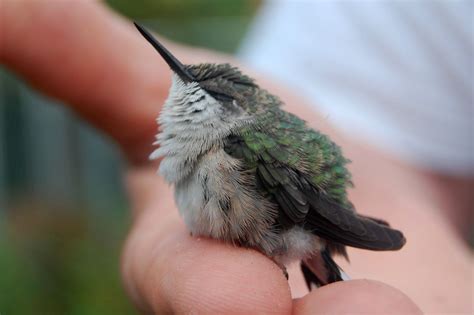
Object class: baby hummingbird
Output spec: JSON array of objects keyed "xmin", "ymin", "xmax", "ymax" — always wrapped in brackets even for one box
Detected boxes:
[{"xmin": 135, "ymin": 23, "xmax": 406, "ymax": 288}]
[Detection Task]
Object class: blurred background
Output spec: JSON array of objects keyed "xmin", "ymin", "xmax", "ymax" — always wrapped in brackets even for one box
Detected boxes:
[
  {"xmin": 1, "ymin": 0, "xmax": 472, "ymax": 314},
  {"xmin": 0, "ymin": 1, "xmax": 261, "ymax": 314}
]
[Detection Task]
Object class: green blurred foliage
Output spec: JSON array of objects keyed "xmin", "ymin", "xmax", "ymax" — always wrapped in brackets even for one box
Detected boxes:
[
  {"xmin": 107, "ymin": 0, "xmax": 262, "ymax": 53},
  {"xmin": 107, "ymin": 0, "xmax": 259, "ymax": 18},
  {"xmin": 0, "ymin": 202, "xmax": 137, "ymax": 315}
]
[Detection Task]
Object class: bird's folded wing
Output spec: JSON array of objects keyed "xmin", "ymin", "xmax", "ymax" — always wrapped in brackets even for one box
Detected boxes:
[{"xmin": 224, "ymin": 126, "xmax": 406, "ymax": 251}]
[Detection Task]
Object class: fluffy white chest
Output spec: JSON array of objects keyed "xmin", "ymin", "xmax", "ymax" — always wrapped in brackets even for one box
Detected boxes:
[
  {"xmin": 174, "ymin": 170, "xmax": 225, "ymax": 237},
  {"xmin": 171, "ymin": 149, "xmax": 282, "ymax": 254}
]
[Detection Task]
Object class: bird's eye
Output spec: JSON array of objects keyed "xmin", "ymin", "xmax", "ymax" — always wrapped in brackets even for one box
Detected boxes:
[{"xmin": 207, "ymin": 90, "xmax": 234, "ymax": 102}]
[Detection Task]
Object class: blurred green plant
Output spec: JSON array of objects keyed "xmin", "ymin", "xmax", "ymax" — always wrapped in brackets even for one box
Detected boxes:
[
  {"xmin": 107, "ymin": 0, "xmax": 262, "ymax": 53},
  {"xmin": 108, "ymin": 0, "xmax": 260, "ymax": 18},
  {"xmin": 0, "ymin": 201, "xmax": 137, "ymax": 315}
]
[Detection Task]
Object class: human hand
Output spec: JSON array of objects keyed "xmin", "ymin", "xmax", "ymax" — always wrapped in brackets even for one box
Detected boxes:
[{"xmin": 2, "ymin": 1, "xmax": 469, "ymax": 314}]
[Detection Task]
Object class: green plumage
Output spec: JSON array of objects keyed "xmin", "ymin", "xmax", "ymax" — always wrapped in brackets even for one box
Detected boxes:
[
  {"xmin": 240, "ymin": 108, "xmax": 353, "ymax": 207},
  {"xmin": 220, "ymin": 80, "xmax": 354, "ymax": 216}
]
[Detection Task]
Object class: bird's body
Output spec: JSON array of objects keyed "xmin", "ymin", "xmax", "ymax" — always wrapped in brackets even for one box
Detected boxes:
[
  {"xmin": 153, "ymin": 71, "xmax": 328, "ymax": 261},
  {"xmin": 136, "ymin": 23, "xmax": 406, "ymax": 288}
]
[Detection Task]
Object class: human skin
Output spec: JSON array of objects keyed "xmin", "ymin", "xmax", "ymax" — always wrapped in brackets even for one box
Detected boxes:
[{"xmin": 1, "ymin": 1, "xmax": 471, "ymax": 314}]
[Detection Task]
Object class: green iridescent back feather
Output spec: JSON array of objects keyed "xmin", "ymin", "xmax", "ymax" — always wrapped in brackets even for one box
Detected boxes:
[{"xmin": 238, "ymin": 92, "xmax": 353, "ymax": 208}]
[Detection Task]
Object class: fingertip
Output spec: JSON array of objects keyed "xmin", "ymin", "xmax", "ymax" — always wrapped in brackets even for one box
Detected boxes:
[
  {"xmin": 293, "ymin": 279, "xmax": 422, "ymax": 314},
  {"xmin": 151, "ymin": 235, "xmax": 293, "ymax": 314}
]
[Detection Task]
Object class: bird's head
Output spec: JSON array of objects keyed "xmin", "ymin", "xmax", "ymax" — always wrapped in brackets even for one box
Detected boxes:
[{"xmin": 135, "ymin": 23, "xmax": 262, "ymax": 125}]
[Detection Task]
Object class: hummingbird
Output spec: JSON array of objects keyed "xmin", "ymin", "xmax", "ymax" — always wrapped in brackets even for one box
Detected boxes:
[{"xmin": 134, "ymin": 23, "xmax": 406, "ymax": 288}]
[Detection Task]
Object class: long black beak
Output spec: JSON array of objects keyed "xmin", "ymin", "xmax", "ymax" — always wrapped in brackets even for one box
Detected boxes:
[{"xmin": 134, "ymin": 22, "xmax": 195, "ymax": 82}]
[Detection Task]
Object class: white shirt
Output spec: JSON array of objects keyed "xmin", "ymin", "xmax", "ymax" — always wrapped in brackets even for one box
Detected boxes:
[{"xmin": 240, "ymin": 0, "xmax": 473, "ymax": 176}]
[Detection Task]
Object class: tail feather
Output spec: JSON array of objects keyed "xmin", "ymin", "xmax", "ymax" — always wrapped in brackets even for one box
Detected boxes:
[
  {"xmin": 359, "ymin": 214, "xmax": 390, "ymax": 227},
  {"xmin": 301, "ymin": 248, "xmax": 345, "ymax": 290},
  {"xmin": 306, "ymin": 194, "xmax": 407, "ymax": 251}
]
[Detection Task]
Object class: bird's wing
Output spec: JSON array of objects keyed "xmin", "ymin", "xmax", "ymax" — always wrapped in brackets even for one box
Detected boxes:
[{"xmin": 224, "ymin": 113, "xmax": 405, "ymax": 251}]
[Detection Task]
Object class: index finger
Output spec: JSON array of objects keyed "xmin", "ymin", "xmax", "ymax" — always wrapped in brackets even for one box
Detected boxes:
[{"xmin": 1, "ymin": 1, "xmax": 170, "ymax": 164}]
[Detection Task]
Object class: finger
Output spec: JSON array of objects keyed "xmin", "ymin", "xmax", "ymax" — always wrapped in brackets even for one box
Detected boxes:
[
  {"xmin": 1, "ymin": 1, "xmax": 171, "ymax": 164},
  {"xmin": 121, "ymin": 177, "xmax": 292, "ymax": 314},
  {"xmin": 293, "ymin": 280, "xmax": 422, "ymax": 314}
]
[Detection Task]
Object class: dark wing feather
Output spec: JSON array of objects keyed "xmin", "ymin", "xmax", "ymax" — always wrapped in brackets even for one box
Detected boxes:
[
  {"xmin": 305, "ymin": 191, "xmax": 405, "ymax": 250},
  {"xmin": 256, "ymin": 162, "xmax": 309, "ymax": 225},
  {"xmin": 258, "ymin": 161, "xmax": 406, "ymax": 251}
]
